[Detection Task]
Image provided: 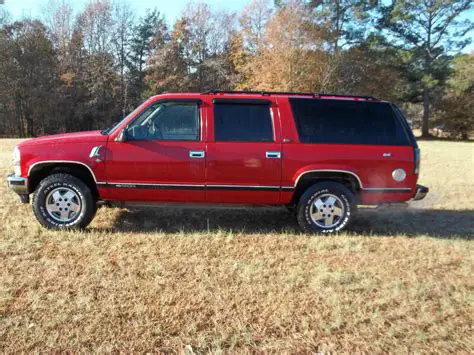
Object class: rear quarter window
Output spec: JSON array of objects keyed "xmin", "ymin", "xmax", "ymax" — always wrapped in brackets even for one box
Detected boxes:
[{"xmin": 289, "ymin": 98, "xmax": 410, "ymax": 146}]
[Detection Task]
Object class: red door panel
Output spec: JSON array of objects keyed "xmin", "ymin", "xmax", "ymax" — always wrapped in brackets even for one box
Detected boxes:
[
  {"xmin": 102, "ymin": 140, "xmax": 206, "ymax": 202},
  {"xmin": 206, "ymin": 142, "xmax": 282, "ymax": 204},
  {"xmin": 204, "ymin": 98, "xmax": 283, "ymax": 205}
]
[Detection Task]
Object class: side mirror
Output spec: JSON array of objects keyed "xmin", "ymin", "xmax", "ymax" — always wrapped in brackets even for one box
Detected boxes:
[{"xmin": 115, "ymin": 128, "xmax": 128, "ymax": 142}]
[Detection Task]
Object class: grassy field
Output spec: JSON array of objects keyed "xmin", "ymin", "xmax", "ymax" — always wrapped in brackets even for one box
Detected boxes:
[{"xmin": 0, "ymin": 139, "xmax": 473, "ymax": 352}]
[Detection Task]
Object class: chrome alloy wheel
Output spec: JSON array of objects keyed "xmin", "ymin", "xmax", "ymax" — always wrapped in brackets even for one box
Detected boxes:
[
  {"xmin": 309, "ymin": 193, "xmax": 345, "ymax": 228},
  {"xmin": 45, "ymin": 187, "xmax": 82, "ymax": 222}
]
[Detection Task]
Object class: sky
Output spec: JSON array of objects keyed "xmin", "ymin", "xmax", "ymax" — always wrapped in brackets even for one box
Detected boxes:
[
  {"xmin": 2, "ymin": 0, "xmax": 473, "ymax": 53},
  {"xmin": 2, "ymin": 0, "xmax": 245, "ymax": 22}
]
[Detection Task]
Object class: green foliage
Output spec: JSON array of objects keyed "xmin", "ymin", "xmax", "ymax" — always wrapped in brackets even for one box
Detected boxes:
[
  {"xmin": 308, "ymin": 0, "xmax": 378, "ymax": 53},
  {"xmin": 448, "ymin": 54, "xmax": 474, "ymax": 95},
  {"xmin": 127, "ymin": 9, "xmax": 168, "ymax": 106},
  {"xmin": 436, "ymin": 54, "xmax": 474, "ymax": 140},
  {"xmin": 377, "ymin": 0, "xmax": 473, "ymax": 137}
]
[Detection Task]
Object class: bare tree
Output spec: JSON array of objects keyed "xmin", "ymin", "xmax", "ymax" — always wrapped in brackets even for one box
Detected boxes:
[
  {"xmin": 240, "ymin": 0, "xmax": 273, "ymax": 54},
  {"xmin": 43, "ymin": 0, "xmax": 74, "ymax": 53},
  {"xmin": 112, "ymin": 2, "xmax": 135, "ymax": 117},
  {"xmin": 78, "ymin": 0, "xmax": 114, "ymax": 54}
]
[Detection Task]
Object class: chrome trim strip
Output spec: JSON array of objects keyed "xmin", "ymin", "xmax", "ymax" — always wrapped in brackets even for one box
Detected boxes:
[
  {"xmin": 105, "ymin": 182, "xmax": 205, "ymax": 187},
  {"xmin": 99, "ymin": 182, "xmax": 285, "ymax": 191},
  {"xmin": 106, "ymin": 183, "xmax": 204, "ymax": 190},
  {"xmin": 28, "ymin": 160, "xmax": 98, "ymax": 182},
  {"xmin": 207, "ymin": 185, "xmax": 279, "ymax": 191},
  {"xmin": 294, "ymin": 169, "xmax": 364, "ymax": 188},
  {"xmin": 97, "ymin": 181, "xmax": 410, "ymax": 193},
  {"xmin": 207, "ymin": 184, "xmax": 279, "ymax": 189},
  {"xmin": 363, "ymin": 187, "xmax": 412, "ymax": 191},
  {"xmin": 362, "ymin": 188, "xmax": 412, "ymax": 193},
  {"xmin": 293, "ymin": 170, "xmax": 413, "ymax": 192}
]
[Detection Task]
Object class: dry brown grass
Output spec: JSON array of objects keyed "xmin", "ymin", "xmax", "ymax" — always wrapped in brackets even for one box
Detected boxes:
[{"xmin": 1, "ymin": 139, "xmax": 473, "ymax": 352}]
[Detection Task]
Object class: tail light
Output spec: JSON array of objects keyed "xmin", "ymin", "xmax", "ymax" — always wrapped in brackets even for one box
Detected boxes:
[{"xmin": 414, "ymin": 148, "xmax": 420, "ymax": 174}]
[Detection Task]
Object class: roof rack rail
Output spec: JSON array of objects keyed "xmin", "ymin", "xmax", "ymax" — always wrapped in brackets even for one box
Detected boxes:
[
  {"xmin": 201, "ymin": 90, "xmax": 378, "ymax": 100},
  {"xmin": 316, "ymin": 93, "xmax": 378, "ymax": 101},
  {"xmin": 202, "ymin": 90, "xmax": 317, "ymax": 97}
]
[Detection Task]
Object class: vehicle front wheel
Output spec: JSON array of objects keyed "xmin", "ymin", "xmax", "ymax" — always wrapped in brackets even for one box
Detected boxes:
[
  {"xmin": 296, "ymin": 182, "xmax": 355, "ymax": 234},
  {"xmin": 32, "ymin": 173, "xmax": 96, "ymax": 229}
]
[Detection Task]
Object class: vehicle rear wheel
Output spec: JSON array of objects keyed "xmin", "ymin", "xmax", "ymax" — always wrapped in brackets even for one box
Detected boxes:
[
  {"xmin": 32, "ymin": 173, "xmax": 96, "ymax": 229},
  {"xmin": 296, "ymin": 182, "xmax": 355, "ymax": 234}
]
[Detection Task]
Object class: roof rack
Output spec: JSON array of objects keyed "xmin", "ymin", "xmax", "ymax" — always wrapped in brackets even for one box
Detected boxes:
[{"xmin": 201, "ymin": 90, "xmax": 378, "ymax": 101}]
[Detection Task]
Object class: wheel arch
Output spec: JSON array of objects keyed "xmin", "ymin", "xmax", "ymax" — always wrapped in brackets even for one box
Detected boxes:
[
  {"xmin": 28, "ymin": 161, "xmax": 99, "ymax": 200},
  {"xmin": 290, "ymin": 170, "xmax": 362, "ymax": 205}
]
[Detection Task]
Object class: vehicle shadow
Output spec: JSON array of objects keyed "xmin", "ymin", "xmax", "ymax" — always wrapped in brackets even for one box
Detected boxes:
[{"xmin": 98, "ymin": 206, "xmax": 473, "ymax": 239}]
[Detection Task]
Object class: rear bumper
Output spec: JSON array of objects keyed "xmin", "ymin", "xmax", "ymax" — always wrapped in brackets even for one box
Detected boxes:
[
  {"xmin": 7, "ymin": 174, "xmax": 29, "ymax": 203},
  {"xmin": 413, "ymin": 184, "xmax": 429, "ymax": 201}
]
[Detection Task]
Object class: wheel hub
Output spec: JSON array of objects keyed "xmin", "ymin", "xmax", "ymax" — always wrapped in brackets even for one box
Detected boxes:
[
  {"xmin": 309, "ymin": 194, "xmax": 344, "ymax": 228},
  {"xmin": 45, "ymin": 187, "xmax": 82, "ymax": 223}
]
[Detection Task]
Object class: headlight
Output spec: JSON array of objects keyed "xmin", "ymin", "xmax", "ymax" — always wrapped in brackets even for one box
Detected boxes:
[{"xmin": 13, "ymin": 146, "xmax": 21, "ymax": 176}]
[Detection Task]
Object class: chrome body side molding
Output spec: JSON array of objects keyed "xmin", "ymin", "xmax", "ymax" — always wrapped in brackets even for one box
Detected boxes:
[
  {"xmin": 28, "ymin": 160, "xmax": 98, "ymax": 182},
  {"xmin": 294, "ymin": 169, "xmax": 364, "ymax": 188},
  {"xmin": 293, "ymin": 170, "xmax": 412, "ymax": 192},
  {"xmin": 362, "ymin": 188, "xmax": 412, "ymax": 193},
  {"xmin": 97, "ymin": 182, "xmax": 291, "ymax": 191}
]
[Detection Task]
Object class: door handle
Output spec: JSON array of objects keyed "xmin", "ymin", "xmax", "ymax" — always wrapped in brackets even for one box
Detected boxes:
[
  {"xmin": 266, "ymin": 151, "xmax": 281, "ymax": 159},
  {"xmin": 383, "ymin": 152, "xmax": 392, "ymax": 157},
  {"xmin": 189, "ymin": 150, "xmax": 205, "ymax": 158}
]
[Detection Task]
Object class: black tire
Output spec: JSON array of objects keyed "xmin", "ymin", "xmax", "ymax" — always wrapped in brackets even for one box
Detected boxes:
[
  {"xmin": 296, "ymin": 182, "xmax": 355, "ymax": 234},
  {"xmin": 32, "ymin": 173, "xmax": 96, "ymax": 229}
]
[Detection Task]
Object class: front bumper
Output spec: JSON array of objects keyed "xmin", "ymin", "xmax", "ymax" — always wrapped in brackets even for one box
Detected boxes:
[
  {"xmin": 413, "ymin": 184, "xmax": 429, "ymax": 201},
  {"xmin": 7, "ymin": 174, "xmax": 29, "ymax": 203}
]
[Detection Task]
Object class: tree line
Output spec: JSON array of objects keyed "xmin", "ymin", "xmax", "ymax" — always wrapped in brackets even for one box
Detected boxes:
[{"xmin": 0, "ymin": 0, "xmax": 472, "ymax": 139}]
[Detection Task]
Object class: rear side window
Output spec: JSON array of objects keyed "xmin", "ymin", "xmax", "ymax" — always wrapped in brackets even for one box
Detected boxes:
[
  {"xmin": 290, "ymin": 99, "xmax": 410, "ymax": 145},
  {"xmin": 214, "ymin": 103, "xmax": 274, "ymax": 142}
]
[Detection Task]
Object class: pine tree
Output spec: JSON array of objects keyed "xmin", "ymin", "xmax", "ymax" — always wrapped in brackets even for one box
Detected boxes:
[{"xmin": 378, "ymin": 0, "xmax": 473, "ymax": 137}]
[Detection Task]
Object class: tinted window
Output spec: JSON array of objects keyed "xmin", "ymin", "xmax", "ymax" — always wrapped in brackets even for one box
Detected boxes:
[
  {"xmin": 126, "ymin": 102, "xmax": 199, "ymax": 141},
  {"xmin": 214, "ymin": 103, "xmax": 273, "ymax": 142},
  {"xmin": 393, "ymin": 105, "xmax": 417, "ymax": 147},
  {"xmin": 290, "ymin": 99, "xmax": 410, "ymax": 145}
]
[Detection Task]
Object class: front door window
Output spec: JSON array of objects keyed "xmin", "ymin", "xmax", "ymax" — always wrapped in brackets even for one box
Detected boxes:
[{"xmin": 125, "ymin": 102, "xmax": 200, "ymax": 141}]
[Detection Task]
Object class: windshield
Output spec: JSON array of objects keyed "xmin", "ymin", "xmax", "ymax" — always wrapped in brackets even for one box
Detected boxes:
[{"xmin": 101, "ymin": 101, "xmax": 149, "ymax": 135}]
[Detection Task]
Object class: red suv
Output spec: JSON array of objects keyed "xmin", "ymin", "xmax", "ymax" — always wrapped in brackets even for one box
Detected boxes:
[{"xmin": 7, "ymin": 91, "xmax": 428, "ymax": 233}]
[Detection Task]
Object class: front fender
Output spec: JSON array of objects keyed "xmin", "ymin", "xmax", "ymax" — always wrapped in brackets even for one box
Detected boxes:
[{"xmin": 21, "ymin": 141, "xmax": 107, "ymax": 183}]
